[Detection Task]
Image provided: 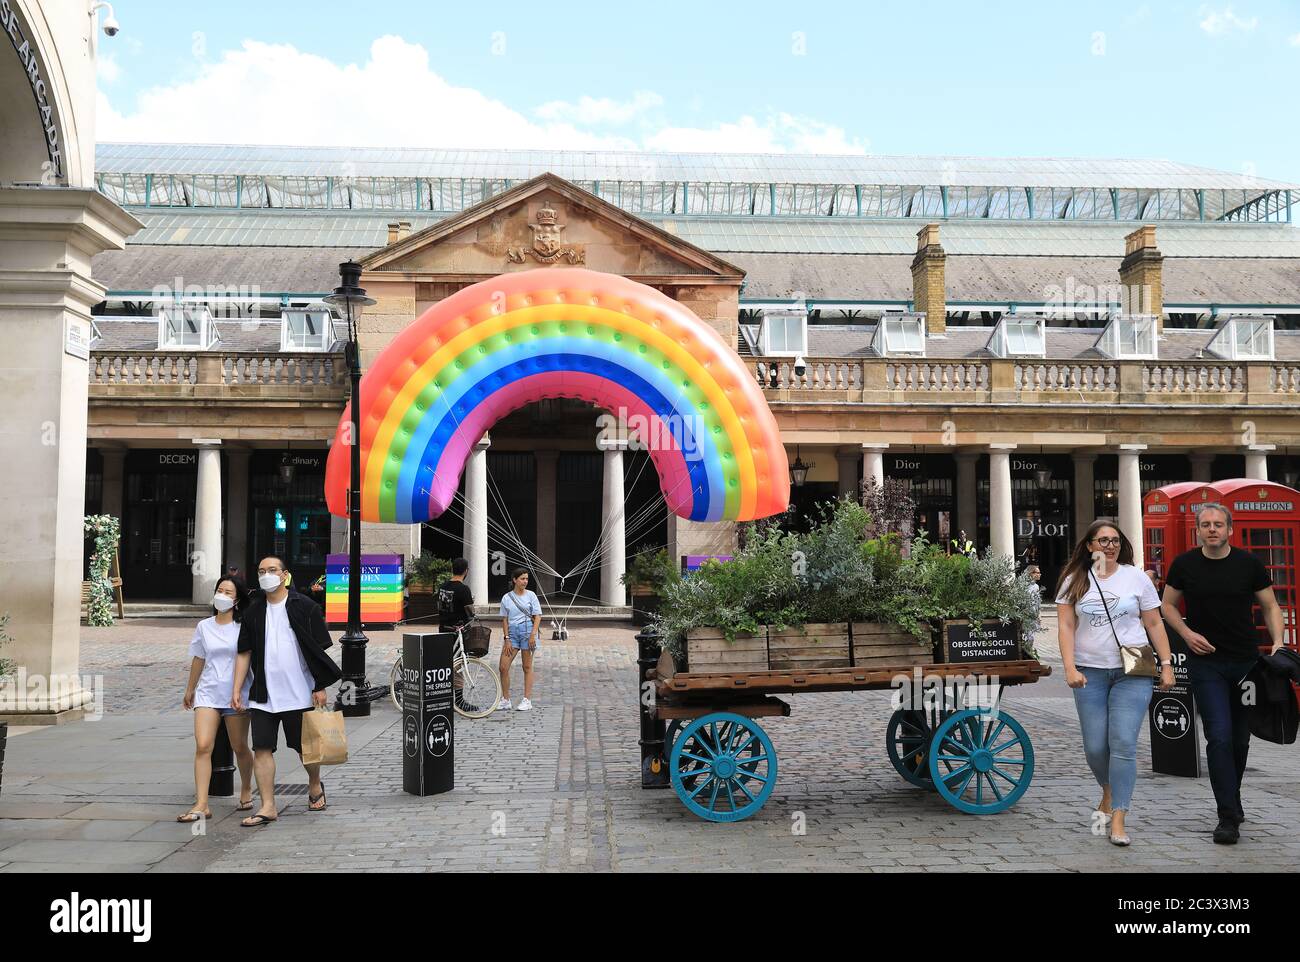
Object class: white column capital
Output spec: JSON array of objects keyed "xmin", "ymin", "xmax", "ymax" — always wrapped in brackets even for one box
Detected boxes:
[
  {"xmin": 1118, "ymin": 443, "xmax": 1148, "ymax": 453},
  {"xmin": 1247, "ymin": 444, "xmax": 1277, "ymax": 453},
  {"xmin": 597, "ymin": 437, "xmax": 631, "ymax": 452},
  {"xmin": 191, "ymin": 437, "xmax": 222, "ymax": 448},
  {"xmin": 861, "ymin": 442, "xmax": 891, "ymax": 452},
  {"xmin": 988, "ymin": 443, "xmax": 1017, "ymax": 452},
  {"xmin": 473, "ymin": 434, "xmax": 491, "ymax": 452}
]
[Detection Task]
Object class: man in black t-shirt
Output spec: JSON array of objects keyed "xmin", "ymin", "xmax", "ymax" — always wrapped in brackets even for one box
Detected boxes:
[
  {"xmin": 1161, "ymin": 503, "xmax": 1285, "ymax": 845},
  {"xmin": 438, "ymin": 557, "xmax": 475, "ymax": 633}
]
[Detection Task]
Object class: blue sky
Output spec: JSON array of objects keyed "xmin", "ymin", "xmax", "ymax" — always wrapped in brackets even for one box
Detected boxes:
[{"xmin": 96, "ymin": 0, "xmax": 1300, "ymax": 183}]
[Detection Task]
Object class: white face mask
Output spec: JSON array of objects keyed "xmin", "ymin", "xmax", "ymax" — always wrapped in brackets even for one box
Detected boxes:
[
  {"xmin": 259, "ymin": 573, "xmax": 283, "ymax": 593},
  {"xmin": 212, "ymin": 594, "xmax": 236, "ymax": 612}
]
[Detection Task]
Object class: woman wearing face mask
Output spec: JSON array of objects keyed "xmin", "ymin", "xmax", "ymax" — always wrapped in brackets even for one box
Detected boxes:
[{"xmin": 178, "ymin": 575, "xmax": 256, "ymax": 823}]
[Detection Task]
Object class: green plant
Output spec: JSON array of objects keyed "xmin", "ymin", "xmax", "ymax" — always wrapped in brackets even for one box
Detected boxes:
[
  {"xmin": 620, "ymin": 547, "xmax": 679, "ymax": 596},
  {"xmin": 405, "ymin": 552, "xmax": 452, "ymax": 589},
  {"xmin": 83, "ymin": 515, "xmax": 121, "ymax": 628}
]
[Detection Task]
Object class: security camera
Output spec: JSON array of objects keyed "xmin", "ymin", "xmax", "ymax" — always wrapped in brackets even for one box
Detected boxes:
[
  {"xmin": 102, "ymin": 15, "xmax": 119, "ymax": 36},
  {"xmin": 91, "ymin": 3, "xmax": 119, "ymax": 38},
  {"xmin": 793, "ymin": 355, "xmax": 807, "ymax": 378}
]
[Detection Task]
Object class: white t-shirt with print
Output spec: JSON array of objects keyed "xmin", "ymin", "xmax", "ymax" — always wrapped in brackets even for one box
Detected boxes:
[{"xmin": 1055, "ymin": 564, "xmax": 1161, "ymax": 670}]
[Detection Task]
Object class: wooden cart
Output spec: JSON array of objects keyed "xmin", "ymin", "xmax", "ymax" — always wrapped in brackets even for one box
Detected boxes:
[{"xmin": 650, "ymin": 653, "xmax": 1052, "ymax": 822}]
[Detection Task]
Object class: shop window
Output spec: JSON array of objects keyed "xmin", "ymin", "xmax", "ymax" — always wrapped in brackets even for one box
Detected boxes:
[
  {"xmin": 872, "ymin": 313, "xmax": 926, "ymax": 357},
  {"xmin": 280, "ymin": 310, "xmax": 338, "ymax": 352},
  {"xmin": 1096, "ymin": 313, "xmax": 1157, "ymax": 360},
  {"xmin": 757, "ymin": 308, "xmax": 807, "ymax": 357},
  {"xmin": 987, "ymin": 314, "xmax": 1046, "ymax": 358},
  {"xmin": 157, "ymin": 307, "xmax": 219, "ymax": 350},
  {"xmin": 1207, "ymin": 315, "xmax": 1274, "ymax": 361}
]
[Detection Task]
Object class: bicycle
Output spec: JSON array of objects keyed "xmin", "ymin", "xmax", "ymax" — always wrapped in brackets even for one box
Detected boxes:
[{"xmin": 389, "ymin": 620, "xmax": 502, "ymax": 719}]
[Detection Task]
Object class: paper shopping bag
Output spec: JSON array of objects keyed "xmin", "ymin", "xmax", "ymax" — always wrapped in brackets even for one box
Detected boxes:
[{"xmin": 301, "ymin": 706, "xmax": 348, "ymax": 766}]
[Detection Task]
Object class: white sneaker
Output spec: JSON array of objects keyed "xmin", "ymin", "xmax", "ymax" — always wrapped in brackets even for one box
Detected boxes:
[
  {"xmin": 516, "ymin": 698, "xmax": 533, "ymax": 712},
  {"xmin": 497, "ymin": 698, "xmax": 512, "ymax": 711}
]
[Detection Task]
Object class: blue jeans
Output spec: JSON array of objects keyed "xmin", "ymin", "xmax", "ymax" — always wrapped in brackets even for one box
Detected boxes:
[
  {"xmin": 1072, "ymin": 667, "xmax": 1154, "ymax": 812},
  {"xmin": 1188, "ymin": 656, "xmax": 1256, "ymax": 823}
]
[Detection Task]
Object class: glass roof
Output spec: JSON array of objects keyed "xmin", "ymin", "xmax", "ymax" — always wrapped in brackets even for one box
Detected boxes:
[{"xmin": 97, "ymin": 142, "xmax": 1299, "ymax": 191}]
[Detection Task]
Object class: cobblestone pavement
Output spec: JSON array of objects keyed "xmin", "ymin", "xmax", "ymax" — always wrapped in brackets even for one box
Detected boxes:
[{"xmin": 3, "ymin": 616, "xmax": 1300, "ymax": 872}]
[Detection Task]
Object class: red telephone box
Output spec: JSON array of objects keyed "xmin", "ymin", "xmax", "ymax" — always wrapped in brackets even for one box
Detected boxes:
[
  {"xmin": 1143, "ymin": 482, "xmax": 1223, "ymax": 590},
  {"xmin": 1204, "ymin": 479, "xmax": 1300, "ymax": 652}
]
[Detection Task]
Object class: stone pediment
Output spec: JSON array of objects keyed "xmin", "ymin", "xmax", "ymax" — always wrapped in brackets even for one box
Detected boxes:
[{"xmin": 360, "ymin": 173, "xmax": 743, "ymax": 282}]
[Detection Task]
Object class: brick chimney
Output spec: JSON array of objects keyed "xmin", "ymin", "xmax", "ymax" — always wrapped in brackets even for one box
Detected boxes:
[
  {"xmin": 911, "ymin": 223, "xmax": 946, "ymax": 335},
  {"xmin": 387, "ymin": 222, "xmax": 400, "ymax": 245},
  {"xmin": 1119, "ymin": 225, "xmax": 1164, "ymax": 329}
]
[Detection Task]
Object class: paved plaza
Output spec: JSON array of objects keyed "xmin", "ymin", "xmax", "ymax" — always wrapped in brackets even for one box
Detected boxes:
[{"xmin": 3, "ymin": 616, "xmax": 1300, "ymax": 873}]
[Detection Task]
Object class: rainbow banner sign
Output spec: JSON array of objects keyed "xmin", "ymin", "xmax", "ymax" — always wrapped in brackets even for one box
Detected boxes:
[{"xmin": 325, "ymin": 553, "xmax": 404, "ymax": 628}]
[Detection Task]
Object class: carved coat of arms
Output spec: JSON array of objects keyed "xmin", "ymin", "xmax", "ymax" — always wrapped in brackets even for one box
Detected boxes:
[{"xmin": 508, "ymin": 203, "xmax": 585, "ymax": 265}]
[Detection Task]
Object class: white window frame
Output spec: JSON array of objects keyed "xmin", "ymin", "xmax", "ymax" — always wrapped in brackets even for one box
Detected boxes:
[
  {"xmin": 1207, "ymin": 315, "xmax": 1274, "ymax": 361},
  {"xmin": 156, "ymin": 306, "xmax": 219, "ymax": 350},
  {"xmin": 872, "ymin": 312, "xmax": 927, "ymax": 357},
  {"xmin": 1096, "ymin": 313, "xmax": 1158, "ymax": 360},
  {"xmin": 280, "ymin": 309, "xmax": 337, "ymax": 352},
  {"xmin": 757, "ymin": 307, "xmax": 808, "ymax": 357},
  {"xmin": 987, "ymin": 314, "xmax": 1046, "ymax": 358}
]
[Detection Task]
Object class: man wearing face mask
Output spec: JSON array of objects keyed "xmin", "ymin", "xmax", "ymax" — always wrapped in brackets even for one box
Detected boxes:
[{"xmin": 231, "ymin": 555, "xmax": 342, "ymax": 826}]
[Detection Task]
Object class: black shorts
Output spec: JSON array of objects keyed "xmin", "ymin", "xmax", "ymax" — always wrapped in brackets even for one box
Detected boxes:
[{"xmin": 250, "ymin": 708, "xmax": 306, "ymax": 754}]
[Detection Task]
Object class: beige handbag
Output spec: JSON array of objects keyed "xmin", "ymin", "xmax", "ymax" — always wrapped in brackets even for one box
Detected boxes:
[
  {"xmin": 1089, "ymin": 570, "xmax": 1159, "ymax": 678},
  {"xmin": 301, "ymin": 706, "xmax": 349, "ymax": 766}
]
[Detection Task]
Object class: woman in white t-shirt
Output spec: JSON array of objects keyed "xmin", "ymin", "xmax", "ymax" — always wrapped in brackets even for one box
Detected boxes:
[
  {"xmin": 1055, "ymin": 520, "xmax": 1175, "ymax": 847},
  {"xmin": 497, "ymin": 568, "xmax": 542, "ymax": 712},
  {"xmin": 177, "ymin": 575, "xmax": 256, "ymax": 823}
]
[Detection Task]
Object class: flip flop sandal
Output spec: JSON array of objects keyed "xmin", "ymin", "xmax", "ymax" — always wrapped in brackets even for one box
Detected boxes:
[
  {"xmin": 236, "ymin": 800, "xmax": 255, "ymax": 811},
  {"xmin": 176, "ymin": 811, "xmax": 210, "ymax": 823},
  {"xmin": 307, "ymin": 785, "xmax": 327, "ymax": 812},
  {"xmin": 240, "ymin": 814, "xmax": 278, "ymax": 828}
]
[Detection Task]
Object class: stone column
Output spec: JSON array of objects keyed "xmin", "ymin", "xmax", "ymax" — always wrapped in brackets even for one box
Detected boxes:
[
  {"xmin": 600, "ymin": 438, "xmax": 629, "ymax": 607},
  {"xmin": 1246, "ymin": 445, "xmax": 1274, "ymax": 481},
  {"xmin": 1072, "ymin": 452, "xmax": 1097, "ymax": 533},
  {"xmin": 1118, "ymin": 444, "xmax": 1147, "ymax": 569},
  {"xmin": 862, "ymin": 443, "xmax": 888, "ymax": 494},
  {"xmin": 534, "ymin": 450, "xmax": 559, "ymax": 595},
  {"xmin": 836, "ymin": 448, "xmax": 860, "ymax": 499},
  {"xmin": 100, "ymin": 448, "xmax": 126, "ymax": 520},
  {"xmin": 192, "ymin": 441, "xmax": 224, "ymax": 604},
  {"xmin": 1189, "ymin": 452, "xmax": 1214, "ymax": 483},
  {"xmin": 225, "ymin": 448, "xmax": 251, "ymax": 577},
  {"xmin": 988, "ymin": 444, "xmax": 1016, "ymax": 560},
  {"xmin": 462, "ymin": 435, "xmax": 491, "ymax": 604},
  {"xmin": 954, "ymin": 452, "xmax": 978, "ymax": 543}
]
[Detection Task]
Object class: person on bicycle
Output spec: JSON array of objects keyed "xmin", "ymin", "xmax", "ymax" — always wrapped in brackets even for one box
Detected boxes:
[{"xmin": 498, "ymin": 567, "xmax": 542, "ymax": 712}]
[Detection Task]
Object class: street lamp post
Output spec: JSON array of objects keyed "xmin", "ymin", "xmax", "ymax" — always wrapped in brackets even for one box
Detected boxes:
[{"xmin": 324, "ymin": 261, "xmax": 385, "ymax": 717}]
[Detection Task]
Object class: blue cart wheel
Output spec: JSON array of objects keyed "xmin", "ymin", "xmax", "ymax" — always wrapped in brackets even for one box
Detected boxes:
[
  {"xmin": 928, "ymin": 708, "xmax": 1034, "ymax": 815},
  {"xmin": 885, "ymin": 707, "xmax": 958, "ymax": 789},
  {"xmin": 669, "ymin": 712, "xmax": 776, "ymax": 822}
]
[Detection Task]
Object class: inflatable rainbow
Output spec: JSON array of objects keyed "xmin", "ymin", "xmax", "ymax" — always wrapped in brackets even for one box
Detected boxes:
[{"xmin": 324, "ymin": 268, "xmax": 789, "ymax": 524}]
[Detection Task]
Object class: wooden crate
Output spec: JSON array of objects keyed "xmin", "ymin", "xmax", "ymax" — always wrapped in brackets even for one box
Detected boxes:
[
  {"xmin": 850, "ymin": 622, "xmax": 933, "ymax": 668},
  {"xmin": 685, "ymin": 627, "xmax": 769, "ymax": 673},
  {"xmin": 768, "ymin": 623, "xmax": 850, "ymax": 670}
]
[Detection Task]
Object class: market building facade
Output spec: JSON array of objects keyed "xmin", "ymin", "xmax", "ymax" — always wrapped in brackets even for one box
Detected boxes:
[{"xmin": 86, "ymin": 145, "xmax": 1300, "ymax": 606}]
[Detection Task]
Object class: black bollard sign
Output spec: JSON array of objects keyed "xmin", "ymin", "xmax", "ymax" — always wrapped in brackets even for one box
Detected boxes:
[
  {"xmin": 1149, "ymin": 632, "xmax": 1201, "ymax": 778},
  {"xmin": 402, "ymin": 632, "xmax": 455, "ymax": 796}
]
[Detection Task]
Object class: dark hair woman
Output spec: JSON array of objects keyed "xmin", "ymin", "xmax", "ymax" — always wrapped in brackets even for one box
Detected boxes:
[
  {"xmin": 1054, "ymin": 519, "xmax": 1175, "ymax": 846},
  {"xmin": 178, "ymin": 575, "xmax": 256, "ymax": 822},
  {"xmin": 497, "ymin": 568, "xmax": 542, "ymax": 712}
]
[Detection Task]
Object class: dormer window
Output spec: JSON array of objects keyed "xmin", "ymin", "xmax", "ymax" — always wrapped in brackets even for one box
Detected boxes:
[
  {"xmin": 873, "ymin": 312, "xmax": 926, "ymax": 357},
  {"xmin": 281, "ymin": 310, "xmax": 337, "ymax": 352},
  {"xmin": 758, "ymin": 307, "xmax": 807, "ymax": 357},
  {"xmin": 1207, "ymin": 315, "xmax": 1274, "ymax": 361},
  {"xmin": 1096, "ymin": 313, "xmax": 1157, "ymax": 360},
  {"xmin": 987, "ymin": 314, "xmax": 1046, "ymax": 358},
  {"xmin": 157, "ymin": 307, "xmax": 219, "ymax": 350}
]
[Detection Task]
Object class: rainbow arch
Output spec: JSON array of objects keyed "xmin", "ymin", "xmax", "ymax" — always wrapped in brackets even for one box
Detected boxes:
[{"xmin": 325, "ymin": 268, "xmax": 789, "ymax": 525}]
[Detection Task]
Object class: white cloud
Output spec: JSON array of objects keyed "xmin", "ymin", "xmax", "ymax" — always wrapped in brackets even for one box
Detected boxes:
[
  {"xmin": 96, "ymin": 51, "xmax": 120, "ymax": 83},
  {"xmin": 535, "ymin": 91, "xmax": 663, "ymax": 125},
  {"xmin": 98, "ymin": 35, "xmax": 866, "ymax": 156},
  {"xmin": 1290, "ymin": 32, "xmax": 1300, "ymax": 45},
  {"xmin": 1198, "ymin": 6, "xmax": 1259, "ymax": 35}
]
